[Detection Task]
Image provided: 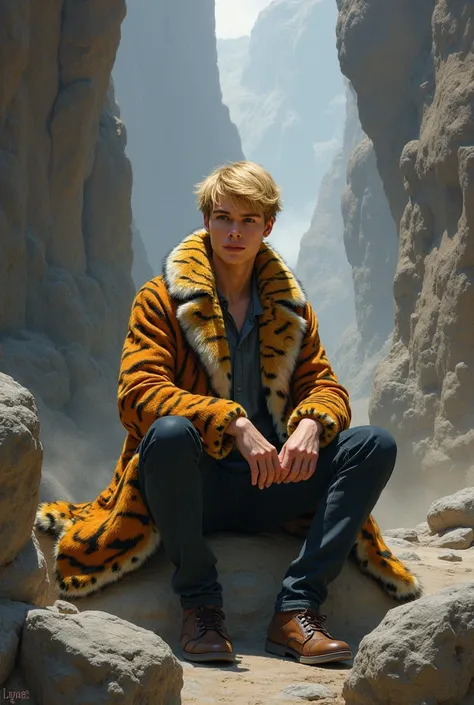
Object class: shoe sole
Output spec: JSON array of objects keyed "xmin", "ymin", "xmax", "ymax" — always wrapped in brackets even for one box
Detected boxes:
[
  {"xmin": 265, "ymin": 639, "xmax": 352, "ymax": 665},
  {"xmin": 182, "ymin": 650, "xmax": 236, "ymax": 664}
]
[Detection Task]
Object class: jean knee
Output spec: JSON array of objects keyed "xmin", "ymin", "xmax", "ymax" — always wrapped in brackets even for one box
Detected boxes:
[
  {"xmin": 348, "ymin": 425, "xmax": 397, "ymax": 478},
  {"xmin": 366, "ymin": 425, "xmax": 397, "ymax": 478},
  {"xmin": 139, "ymin": 416, "xmax": 201, "ymax": 470}
]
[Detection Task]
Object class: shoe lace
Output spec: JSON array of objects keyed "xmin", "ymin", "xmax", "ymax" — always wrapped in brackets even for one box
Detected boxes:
[
  {"xmin": 297, "ymin": 610, "xmax": 332, "ymax": 639},
  {"xmin": 195, "ymin": 606, "xmax": 228, "ymax": 638}
]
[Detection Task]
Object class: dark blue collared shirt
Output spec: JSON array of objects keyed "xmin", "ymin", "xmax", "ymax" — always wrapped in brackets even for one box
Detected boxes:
[{"xmin": 218, "ymin": 273, "xmax": 280, "ymax": 455}]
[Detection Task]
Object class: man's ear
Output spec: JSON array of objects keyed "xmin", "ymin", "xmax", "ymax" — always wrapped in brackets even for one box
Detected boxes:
[
  {"xmin": 263, "ymin": 217, "xmax": 275, "ymax": 238},
  {"xmin": 203, "ymin": 213, "xmax": 210, "ymax": 230}
]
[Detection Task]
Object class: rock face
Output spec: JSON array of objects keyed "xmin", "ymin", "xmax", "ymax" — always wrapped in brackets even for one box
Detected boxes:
[
  {"xmin": 296, "ymin": 82, "xmax": 397, "ymax": 399},
  {"xmin": 0, "ymin": 1, "xmax": 137, "ymax": 500},
  {"xmin": 0, "ymin": 374, "xmax": 50, "ymax": 607},
  {"xmin": 0, "ymin": 375, "xmax": 42, "ymax": 565},
  {"xmin": 218, "ymin": 0, "xmax": 345, "ymax": 211},
  {"xmin": 337, "ymin": 0, "xmax": 474, "ymax": 492},
  {"xmin": 343, "ymin": 583, "xmax": 474, "ymax": 705},
  {"xmin": 0, "ymin": 601, "xmax": 31, "ymax": 687},
  {"xmin": 295, "ymin": 83, "xmax": 357, "ymax": 358},
  {"xmin": 114, "ymin": 0, "xmax": 244, "ymax": 271},
  {"xmin": 427, "ymin": 488, "xmax": 474, "ymax": 533},
  {"xmin": 20, "ymin": 610, "xmax": 183, "ymax": 705}
]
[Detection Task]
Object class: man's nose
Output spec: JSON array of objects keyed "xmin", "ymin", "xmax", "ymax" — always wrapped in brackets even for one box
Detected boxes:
[{"xmin": 229, "ymin": 223, "xmax": 242, "ymax": 238}]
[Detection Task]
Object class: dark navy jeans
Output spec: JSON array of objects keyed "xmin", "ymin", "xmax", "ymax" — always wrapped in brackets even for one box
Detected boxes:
[{"xmin": 137, "ymin": 416, "xmax": 396, "ymax": 612}]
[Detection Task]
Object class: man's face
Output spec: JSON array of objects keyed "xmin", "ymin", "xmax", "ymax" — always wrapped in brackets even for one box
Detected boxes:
[{"xmin": 204, "ymin": 196, "xmax": 274, "ymax": 267}]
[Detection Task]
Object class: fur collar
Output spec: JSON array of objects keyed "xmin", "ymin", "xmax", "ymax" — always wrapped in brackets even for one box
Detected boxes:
[{"xmin": 163, "ymin": 229, "xmax": 307, "ymax": 441}]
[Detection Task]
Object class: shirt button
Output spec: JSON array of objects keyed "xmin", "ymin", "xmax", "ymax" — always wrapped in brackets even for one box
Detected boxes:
[{"xmin": 236, "ymin": 386, "xmax": 242, "ymax": 393}]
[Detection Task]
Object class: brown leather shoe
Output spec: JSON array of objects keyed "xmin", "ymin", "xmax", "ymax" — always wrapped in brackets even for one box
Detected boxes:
[
  {"xmin": 181, "ymin": 605, "xmax": 235, "ymax": 663},
  {"xmin": 265, "ymin": 609, "xmax": 352, "ymax": 665}
]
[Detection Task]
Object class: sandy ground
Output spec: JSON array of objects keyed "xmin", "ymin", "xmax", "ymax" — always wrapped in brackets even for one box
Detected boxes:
[{"xmin": 176, "ymin": 545, "xmax": 474, "ymax": 704}]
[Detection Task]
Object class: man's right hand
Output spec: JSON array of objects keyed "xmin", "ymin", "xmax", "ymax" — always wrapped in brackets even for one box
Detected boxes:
[{"xmin": 226, "ymin": 417, "xmax": 282, "ymax": 489}]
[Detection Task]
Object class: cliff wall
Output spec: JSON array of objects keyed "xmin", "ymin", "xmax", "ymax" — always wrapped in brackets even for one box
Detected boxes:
[
  {"xmin": 114, "ymin": 0, "xmax": 244, "ymax": 271},
  {"xmin": 0, "ymin": 0, "xmax": 135, "ymax": 500},
  {"xmin": 218, "ymin": 0, "xmax": 345, "ymax": 213},
  {"xmin": 337, "ymin": 0, "xmax": 474, "ymax": 494},
  {"xmin": 297, "ymin": 81, "xmax": 397, "ymax": 404}
]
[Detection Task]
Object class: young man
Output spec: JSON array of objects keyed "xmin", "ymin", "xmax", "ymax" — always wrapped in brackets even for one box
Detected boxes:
[
  {"xmin": 36, "ymin": 161, "xmax": 420, "ymax": 666},
  {"xmin": 134, "ymin": 160, "xmax": 395, "ymax": 664}
]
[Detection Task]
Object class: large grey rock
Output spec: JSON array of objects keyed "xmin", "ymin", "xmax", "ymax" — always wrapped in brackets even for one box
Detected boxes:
[
  {"xmin": 0, "ymin": 374, "xmax": 43, "ymax": 565},
  {"xmin": 0, "ymin": 600, "xmax": 30, "ymax": 687},
  {"xmin": 38, "ymin": 531, "xmax": 399, "ymax": 649},
  {"xmin": 430, "ymin": 527, "xmax": 474, "ymax": 551},
  {"xmin": 343, "ymin": 583, "xmax": 474, "ymax": 705},
  {"xmin": 428, "ymin": 488, "xmax": 474, "ymax": 533},
  {"xmin": 20, "ymin": 609, "xmax": 183, "ymax": 705},
  {"xmin": 0, "ymin": 532, "xmax": 51, "ymax": 607}
]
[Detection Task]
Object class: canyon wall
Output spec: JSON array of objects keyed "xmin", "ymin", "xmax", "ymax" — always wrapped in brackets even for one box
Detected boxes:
[
  {"xmin": 114, "ymin": 0, "xmax": 244, "ymax": 272},
  {"xmin": 337, "ymin": 0, "xmax": 474, "ymax": 495},
  {"xmin": 0, "ymin": 0, "xmax": 135, "ymax": 500},
  {"xmin": 218, "ymin": 0, "xmax": 345, "ymax": 214},
  {"xmin": 296, "ymin": 82, "xmax": 397, "ymax": 402}
]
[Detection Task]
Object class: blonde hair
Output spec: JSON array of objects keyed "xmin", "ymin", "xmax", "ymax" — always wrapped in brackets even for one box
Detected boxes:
[{"xmin": 195, "ymin": 161, "xmax": 282, "ymax": 222}]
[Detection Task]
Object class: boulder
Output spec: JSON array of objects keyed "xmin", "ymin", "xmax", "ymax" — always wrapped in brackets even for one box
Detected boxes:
[
  {"xmin": 414, "ymin": 521, "xmax": 435, "ymax": 544},
  {"xmin": 430, "ymin": 527, "xmax": 474, "ymax": 550},
  {"xmin": 0, "ymin": 600, "xmax": 30, "ymax": 686},
  {"xmin": 0, "ymin": 374, "xmax": 43, "ymax": 565},
  {"xmin": 343, "ymin": 583, "xmax": 474, "ymax": 705},
  {"xmin": 0, "ymin": 532, "xmax": 51, "ymax": 607},
  {"xmin": 337, "ymin": 0, "xmax": 474, "ymax": 493},
  {"xmin": 38, "ymin": 531, "xmax": 401, "ymax": 649},
  {"xmin": 20, "ymin": 609, "xmax": 183, "ymax": 705},
  {"xmin": 428, "ymin": 488, "xmax": 474, "ymax": 534},
  {"xmin": 438, "ymin": 552, "xmax": 463, "ymax": 563},
  {"xmin": 48, "ymin": 599, "xmax": 79, "ymax": 615},
  {"xmin": 383, "ymin": 528, "xmax": 419, "ymax": 543}
]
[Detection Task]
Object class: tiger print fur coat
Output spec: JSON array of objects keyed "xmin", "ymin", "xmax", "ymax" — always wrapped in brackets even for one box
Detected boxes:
[{"xmin": 36, "ymin": 229, "xmax": 421, "ymax": 602}]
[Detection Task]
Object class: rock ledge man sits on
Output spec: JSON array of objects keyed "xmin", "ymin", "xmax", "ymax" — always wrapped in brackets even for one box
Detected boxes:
[{"xmin": 37, "ymin": 161, "xmax": 421, "ymax": 665}]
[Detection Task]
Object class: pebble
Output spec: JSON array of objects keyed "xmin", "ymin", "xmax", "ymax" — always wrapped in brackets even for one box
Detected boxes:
[
  {"xmin": 383, "ymin": 528, "xmax": 419, "ymax": 543},
  {"xmin": 398, "ymin": 551, "xmax": 421, "ymax": 562},
  {"xmin": 383, "ymin": 537, "xmax": 416, "ymax": 549},
  {"xmin": 277, "ymin": 683, "xmax": 335, "ymax": 700},
  {"xmin": 438, "ymin": 551, "xmax": 463, "ymax": 562}
]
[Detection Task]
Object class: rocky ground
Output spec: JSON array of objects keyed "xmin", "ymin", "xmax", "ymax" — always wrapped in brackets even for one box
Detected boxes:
[{"xmin": 177, "ymin": 545, "xmax": 474, "ymax": 704}]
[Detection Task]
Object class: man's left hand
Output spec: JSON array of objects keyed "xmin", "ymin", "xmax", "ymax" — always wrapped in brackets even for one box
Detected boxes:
[{"xmin": 278, "ymin": 418, "xmax": 323, "ymax": 484}]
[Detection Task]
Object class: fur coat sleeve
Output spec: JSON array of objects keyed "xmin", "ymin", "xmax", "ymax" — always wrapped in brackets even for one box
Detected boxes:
[
  {"xmin": 288, "ymin": 302, "xmax": 351, "ymax": 446},
  {"xmin": 117, "ymin": 279, "xmax": 248, "ymax": 458}
]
